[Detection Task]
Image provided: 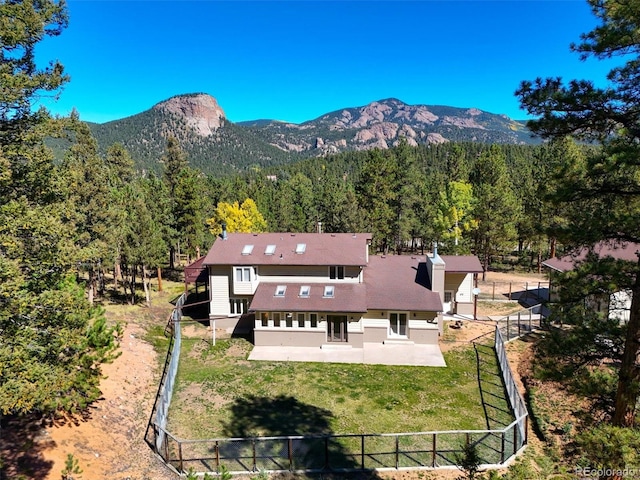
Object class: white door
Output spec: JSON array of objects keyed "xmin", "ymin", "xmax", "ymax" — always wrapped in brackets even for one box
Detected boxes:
[{"xmin": 443, "ymin": 291, "xmax": 454, "ymax": 314}]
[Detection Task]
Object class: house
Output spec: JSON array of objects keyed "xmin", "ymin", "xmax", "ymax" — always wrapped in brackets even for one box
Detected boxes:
[
  {"xmin": 200, "ymin": 231, "xmax": 483, "ymax": 352},
  {"xmin": 542, "ymin": 242, "xmax": 639, "ymax": 322}
]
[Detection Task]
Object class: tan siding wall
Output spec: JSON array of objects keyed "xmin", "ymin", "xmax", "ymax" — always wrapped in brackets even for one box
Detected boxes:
[
  {"xmin": 256, "ymin": 265, "xmax": 361, "ymax": 283},
  {"xmin": 255, "ymin": 329, "xmax": 326, "ymax": 347},
  {"xmin": 408, "ymin": 328, "xmax": 439, "ymax": 344},
  {"xmin": 363, "ymin": 326, "xmax": 388, "ymax": 343}
]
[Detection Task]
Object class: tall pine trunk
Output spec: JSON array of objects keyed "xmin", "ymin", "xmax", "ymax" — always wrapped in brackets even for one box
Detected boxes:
[
  {"xmin": 612, "ymin": 261, "xmax": 640, "ymax": 427},
  {"xmin": 129, "ymin": 265, "xmax": 136, "ymax": 305},
  {"xmin": 142, "ymin": 264, "xmax": 151, "ymax": 307}
]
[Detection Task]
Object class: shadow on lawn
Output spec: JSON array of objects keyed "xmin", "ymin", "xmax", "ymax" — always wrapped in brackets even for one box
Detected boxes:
[{"xmin": 221, "ymin": 395, "xmax": 384, "ymax": 479}]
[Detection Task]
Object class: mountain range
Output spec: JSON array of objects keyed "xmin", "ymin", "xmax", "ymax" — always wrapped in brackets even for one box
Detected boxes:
[{"xmin": 86, "ymin": 93, "xmax": 537, "ymax": 175}]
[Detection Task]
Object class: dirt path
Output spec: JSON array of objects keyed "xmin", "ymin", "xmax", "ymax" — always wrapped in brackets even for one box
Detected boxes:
[
  {"xmin": 3, "ymin": 270, "xmax": 548, "ymax": 479},
  {"xmin": 39, "ymin": 318, "xmax": 174, "ymax": 480}
]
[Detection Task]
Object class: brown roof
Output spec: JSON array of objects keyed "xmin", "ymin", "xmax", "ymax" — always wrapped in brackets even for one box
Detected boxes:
[
  {"xmin": 543, "ymin": 242, "xmax": 640, "ymax": 272},
  {"xmin": 249, "ymin": 282, "xmax": 367, "ymax": 313},
  {"xmin": 203, "ymin": 232, "xmax": 372, "ymax": 267},
  {"xmin": 184, "ymin": 256, "xmax": 208, "ymax": 283},
  {"xmin": 365, "ymin": 256, "xmax": 442, "ymax": 312},
  {"xmin": 441, "ymin": 255, "xmax": 484, "ymax": 273}
]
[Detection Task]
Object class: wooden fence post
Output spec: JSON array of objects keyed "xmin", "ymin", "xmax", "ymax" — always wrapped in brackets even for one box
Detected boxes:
[
  {"xmin": 252, "ymin": 439, "xmax": 257, "ymax": 472},
  {"xmin": 395, "ymin": 436, "xmax": 399, "ymax": 469},
  {"xmin": 362, "ymin": 436, "xmax": 366, "ymax": 470},
  {"xmin": 288, "ymin": 438, "xmax": 293, "ymax": 471},
  {"xmin": 215, "ymin": 441, "xmax": 220, "ymax": 470},
  {"xmin": 432, "ymin": 433, "xmax": 437, "ymax": 468},
  {"xmin": 178, "ymin": 441, "xmax": 184, "ymax": 474}
]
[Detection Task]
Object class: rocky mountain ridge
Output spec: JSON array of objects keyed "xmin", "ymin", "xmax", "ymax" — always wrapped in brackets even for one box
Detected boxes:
[{"xmin": 88, "ymin": 93, "xmax": 536, "ymax": 175}]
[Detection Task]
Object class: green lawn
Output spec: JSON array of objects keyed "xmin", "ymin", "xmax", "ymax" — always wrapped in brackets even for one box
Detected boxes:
[{"xmin": 167, "ymin": 323, "xmax": 514, "ymax": 441}]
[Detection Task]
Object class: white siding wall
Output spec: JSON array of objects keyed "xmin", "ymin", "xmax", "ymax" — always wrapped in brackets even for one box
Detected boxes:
[
  {"xmin": 455, "ymin": 273, "xmax": 474, "ymax": 304},
  {"xmin": 209, "ymin": 266, "xmax": 231, "ymax": 316}
]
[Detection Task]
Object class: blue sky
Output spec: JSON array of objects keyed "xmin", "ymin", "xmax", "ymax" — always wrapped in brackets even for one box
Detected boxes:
[{"xmin": 36, "ymin": 0, "xmax": 615, "ymax": 124}]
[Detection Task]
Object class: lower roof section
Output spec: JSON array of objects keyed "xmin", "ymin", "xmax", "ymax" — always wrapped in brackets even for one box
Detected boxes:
[{"xmin": 249, "ymin": 282, "xmax": 367, "ymax": 313}]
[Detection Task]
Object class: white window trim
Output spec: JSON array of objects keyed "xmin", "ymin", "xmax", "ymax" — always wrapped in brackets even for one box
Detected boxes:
[
  {"xmin": 234, "ymin": 266, "xmax": 252, "ymax": 282},
  {"xmin": 389, "ymin": 311, "xmax": 409, "ymax": 338}
]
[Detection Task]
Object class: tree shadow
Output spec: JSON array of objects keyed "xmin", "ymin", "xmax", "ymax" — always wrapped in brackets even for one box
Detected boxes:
[
  {"xmin": 0, "ymin": 414, "xmax": 55, "ymax": 479},
  {"xmin": 174, "ymin": 395, "xmax": 383, "ymax": 477}
]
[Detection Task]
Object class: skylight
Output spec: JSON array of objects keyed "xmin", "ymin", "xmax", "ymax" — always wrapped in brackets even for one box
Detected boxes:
[
  {"xmin": 323, "ymin": 285, "xmax": 335, "ymax": 298},
  {"xmin": 295, "ymin": 243, "xmax": 306, "ymax": 254},
  {"xmin": 241, "ymin": 244, "xmax": 254, "ymax": 255},
  {"xmin": 265, "ymin": 244, "xmax": 276, "ymax": 255},
  {"xmin": 299, "ymin": 285, "xmax": 310, "ymax": 297},
  {"xmin": 275, "ymin": 285, "xmax": 287, "ymax": 297}
]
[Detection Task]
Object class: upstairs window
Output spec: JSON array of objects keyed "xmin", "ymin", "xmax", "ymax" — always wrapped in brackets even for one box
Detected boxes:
[
  {"xmin": 235, "ymin": 267, "xmax": 252, "ymax": 282},
  {"xmin": 265, "ymin": 244, "xmax": 276, "ymax": 255},
  {"xmin": 329, "ymin": 266, "xmax": 345, "ymax": 280},
  {"xmin": 275, "ymin": 285, "xmax": 287, "ymax": 297},
  {"xmin": 295, "ymin": 243, "xmax": 306, "ymax": 254},
  {"xmin": 241, "ymin": 244, "xmax": 254, "ymax": 255},
  {"xmin": 323, "ymin": 285, "xmax": 335, "ymax": 298},
  {"xmin": 299, "ymin": 285, "xmax": 310, "ymax": 297}
]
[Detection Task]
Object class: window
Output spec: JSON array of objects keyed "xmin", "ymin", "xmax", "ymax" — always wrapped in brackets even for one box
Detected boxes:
[
  {"xmin": 285, "ymin": 313, "xmax": 293, "ymax": 328},
  {"xmin": 260, "ymin": 312, "xmax": 268, "ymax": 327},
  {"xmin": 295, "ymin": 243, "xmax": 306, "ymax": 254},
  {"xmin": 275, "ymin": 285, "xmax": 286, "ymax": 297},
  {"xmin": 241, "ymin": 244, "xmax": 254, "ymax": 255},
  {"xmin": 230, "ymin": 298, "xmax": 248, "ymax": 315},
  {"xmin": 329, "ymin": 266, "xmax": 345, "ymax": 280},
  {"xmin": 235, "ymin": 267, "xmax": 252, "ymax": 282},
  {"xmin": 310, "ymin": 313, "xmax": 318, "ymax": 328},
  {"xmin": 297, "ymin": 313, "xmax": 305, "ymax": 327},
  {"xmin": 273, "ymin": 312, "xmax": 281, "ymax": 327},
  {"xmin": 299, "ymin": 285, "xmax": 310, "ymax": 297},
  {"xmin": 323, "ymin": 286, "xmax": 335, "ymax": 298},
  {"xmin": 444, "ymin": 291, "xmax": 453, "ymax": 303},
  {"xmin": 265, "ymin": 244, "xmax": 276, "ymax": 255},
  {"xmin": 390, "ymin": 312, "xmax": 407, "ymax": 336}
]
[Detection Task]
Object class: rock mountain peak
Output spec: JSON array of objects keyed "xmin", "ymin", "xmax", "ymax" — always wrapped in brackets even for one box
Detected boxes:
[{"xmin": 153, "ymin": 93, "xmax": 225, "ymax": 137}]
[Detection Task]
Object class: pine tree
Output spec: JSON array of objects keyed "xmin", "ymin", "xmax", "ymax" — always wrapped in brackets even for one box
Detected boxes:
[
  {"xmin": 0, "ymin": 0, "xmax": 119, "ymax": 417},
  {"xmin": 517, "ymin": 0, "xmax": 640, "ymax": 427}
]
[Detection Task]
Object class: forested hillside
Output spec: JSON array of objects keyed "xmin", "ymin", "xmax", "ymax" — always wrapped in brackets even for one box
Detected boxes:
[{"xmin": 85, "ymin": 94, "xmax": 539, "ymax": 176}]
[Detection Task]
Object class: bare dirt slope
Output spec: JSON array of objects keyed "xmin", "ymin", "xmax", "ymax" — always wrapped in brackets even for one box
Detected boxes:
[{"xmin": 3, "ymin": 269, "xmax": 547, "ymax": 479}]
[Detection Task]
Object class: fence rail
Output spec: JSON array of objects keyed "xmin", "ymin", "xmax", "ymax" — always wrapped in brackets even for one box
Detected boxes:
[{"xmin": 147, "ymin": 296, "xmax": 530, "ymax": 477}]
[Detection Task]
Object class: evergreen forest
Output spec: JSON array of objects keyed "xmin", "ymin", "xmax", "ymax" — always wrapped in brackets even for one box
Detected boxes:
[{"xmin": 2, "ymin": 0, "xmax": 640, "ymax": 478}]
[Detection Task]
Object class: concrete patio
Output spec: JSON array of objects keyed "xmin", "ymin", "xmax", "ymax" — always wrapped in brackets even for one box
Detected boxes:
[{"xmin": 247, "ymin": 342, "xmax": 446, "ymax": 367}]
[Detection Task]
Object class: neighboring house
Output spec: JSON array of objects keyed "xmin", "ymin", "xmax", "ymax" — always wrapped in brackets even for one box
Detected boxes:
[
  {"xmin": 542, "ymin": 242, "xmax": 639, "ymax": 323},
  {"xmin": 201, "ymin": 231, "xmax": 483, "ymax": 349}
]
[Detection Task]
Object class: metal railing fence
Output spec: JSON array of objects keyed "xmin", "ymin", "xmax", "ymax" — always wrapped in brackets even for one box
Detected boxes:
[
  {"xmin": 148, "ymin": 302, "xmax": 529, "ymax": 476},
  {"xmin": 146, "ymin": 293, "xmax": 185, "ymax": 453}
]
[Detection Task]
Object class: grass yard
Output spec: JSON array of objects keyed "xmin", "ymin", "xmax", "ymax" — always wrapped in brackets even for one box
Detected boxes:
[{"xmin": 167, "ymin": 323, "xmax": 514, "ymax": 442}]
